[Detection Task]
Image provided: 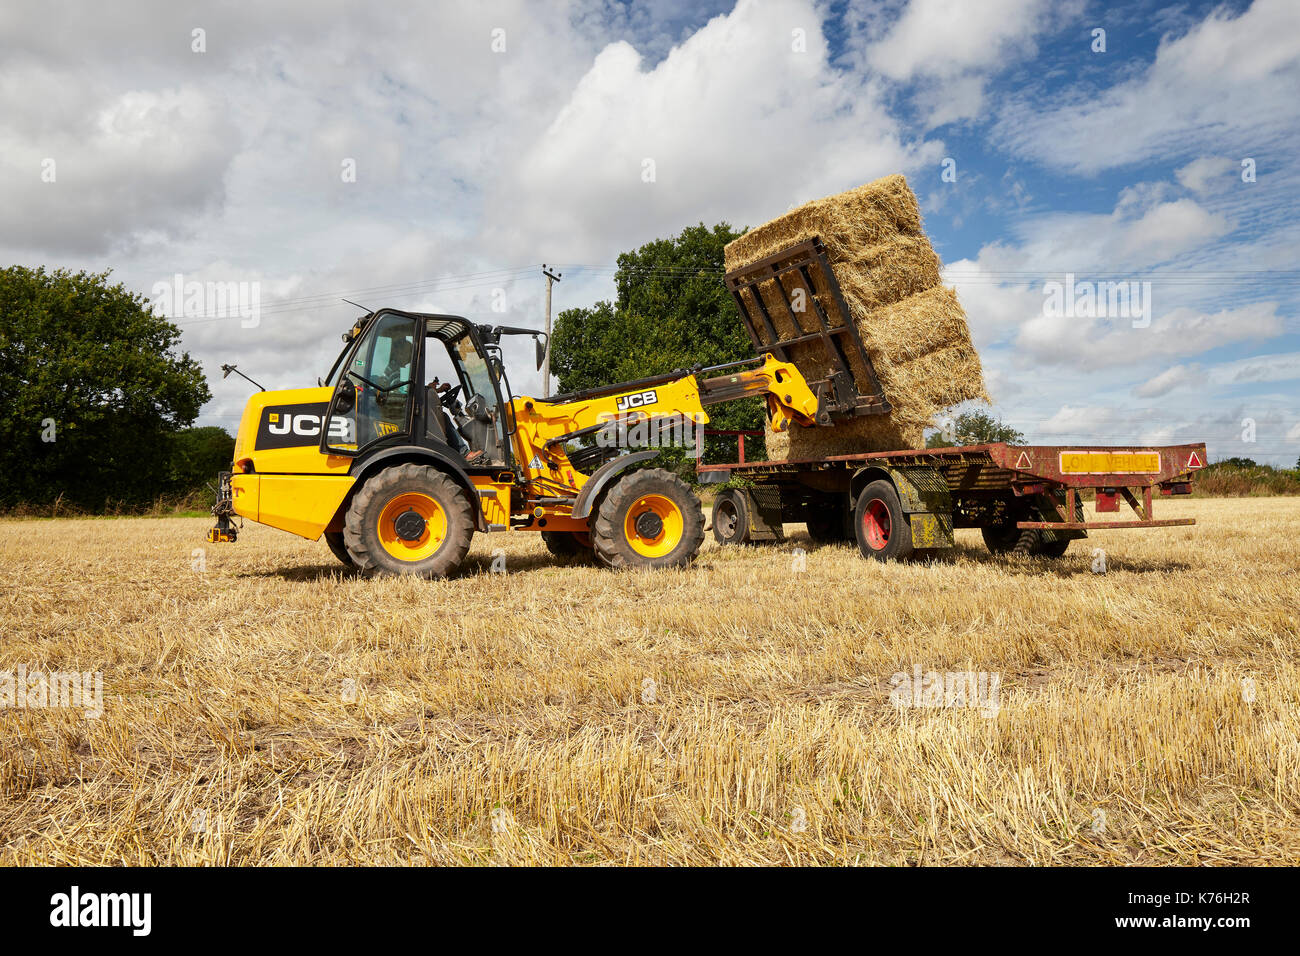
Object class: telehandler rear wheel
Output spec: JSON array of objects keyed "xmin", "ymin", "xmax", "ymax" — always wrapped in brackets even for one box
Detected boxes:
[
  {"xmin": 593, "ymin": 467, "xmax": 704, "ymax": 569},
  {"xmin": 343, "ymin": 463, "xmax": 474, "ymax": 578},
  {"xmin": 324, "ymin": 531, "xmax": 356, "ymax": 568}
]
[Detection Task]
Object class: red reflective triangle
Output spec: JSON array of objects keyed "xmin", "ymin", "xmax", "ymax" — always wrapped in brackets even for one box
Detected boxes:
[
  {"xmin": 1015, "ymin": 451, "xmax": 1032, "ymax": 470},
  {"xmin": 1187, "ymin": 450, "xmax": 1203, "ymax": 469}
]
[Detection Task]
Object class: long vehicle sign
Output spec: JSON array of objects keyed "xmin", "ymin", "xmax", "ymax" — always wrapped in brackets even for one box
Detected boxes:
[{"xmin": 1059, "ymin": 451, "xmax": 1162, "ymax": 474}]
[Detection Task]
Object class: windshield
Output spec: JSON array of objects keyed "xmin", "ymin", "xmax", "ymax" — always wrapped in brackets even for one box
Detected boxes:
[
  {"xmin": 324, "ymin": 335, "xmax": 353, "ymax": 387},
  {"xmin": 454, "ymin": 336, "xmax": 495, "ymax": 399}
]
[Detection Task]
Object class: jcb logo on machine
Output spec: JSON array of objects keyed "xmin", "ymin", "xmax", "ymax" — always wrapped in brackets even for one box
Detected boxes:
[
  {"xmin": 615, "ymin": 389, "xmax": 658, "ymax": 411},
  {"xmin": 374, "ymin": 421, "xmax": 401, "ymax": 438},
  {"xmin": 256, "ymin": 404, "xmax": 351, "ymax": 449}
]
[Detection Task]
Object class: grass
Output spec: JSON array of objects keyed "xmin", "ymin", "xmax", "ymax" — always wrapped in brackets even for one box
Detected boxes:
[
  {"xmin": 1191, "ymin": 463, "xmax": 1300, "ymax": 497},
  {"xmin": 1, "ymin": 496, "xmax": 1297, "ymax": 865}
]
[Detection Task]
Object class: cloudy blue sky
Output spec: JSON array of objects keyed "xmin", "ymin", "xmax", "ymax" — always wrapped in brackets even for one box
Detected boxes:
[{"xmin": 2, "ymin": 0, "xmax": 1297, "ymax": 463}]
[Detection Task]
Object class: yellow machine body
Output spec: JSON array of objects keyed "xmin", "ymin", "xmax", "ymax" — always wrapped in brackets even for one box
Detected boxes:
[
  {"xmin": 219, "ymin": 346, "xmax": 819, "ymax": 545},
  {"xmin": 226, "ymin": 386, "xmax": 357, "ymax": 540}
]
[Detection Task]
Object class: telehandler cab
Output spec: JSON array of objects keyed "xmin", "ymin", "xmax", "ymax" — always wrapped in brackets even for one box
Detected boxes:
[{"xmin": 208, "ymin": 293, "xmax": 882, "ymax": 576}]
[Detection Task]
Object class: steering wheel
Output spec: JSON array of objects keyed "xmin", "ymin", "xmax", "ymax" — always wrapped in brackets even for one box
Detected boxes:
[{"xmin": 440, "ymin": 382, "xmax": 463, "ymax": 406}]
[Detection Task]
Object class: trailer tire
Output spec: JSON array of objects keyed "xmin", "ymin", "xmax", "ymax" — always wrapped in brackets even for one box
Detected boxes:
[
  {"xmin": 343, "ymin": 463, "xmax": 474, "ymax": 578},
  {"xmin": 324, "ymin": 531, "xmax": 356, "ymax": 568},
  {"xmin": 982, "ymin": 523, "xmax": 1032, "ymax": 555},
  {"xmin": 711, "ymin": 489, "xmax": 751, "ymax": 546},
  {"xmin": 1038, "ymin": 535, "xmax": 1071, "ymax": 558},
  {"xmin": 1010, "ymin": 529, "xmax": 1041, "ymax": 556},
  {"xmin": 593, "ymin": 467, "xmax": 704, "ymax": 569},
  {"xmin": 854, "ymin": 480, "xmax": 914, "ymax": 562},
  {"xmin": 806, "ymin": 502, "xmax": 848, "ymax": 543}
]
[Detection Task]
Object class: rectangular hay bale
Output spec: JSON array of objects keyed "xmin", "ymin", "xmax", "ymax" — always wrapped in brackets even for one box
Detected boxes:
[{"xmin": 726, "ymin": 174, "xmax": 987, "ymax": 460}]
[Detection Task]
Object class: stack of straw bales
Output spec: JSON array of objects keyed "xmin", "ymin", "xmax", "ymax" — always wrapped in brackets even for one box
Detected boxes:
[{"xmin": 723, "ymin": 174, "xmax": 987, "ymax": 459}]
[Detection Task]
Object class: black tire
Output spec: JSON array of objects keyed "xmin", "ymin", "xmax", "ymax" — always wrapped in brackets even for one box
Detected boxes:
[
  {"xmin": 805, "ymin": 502, "xmax": 848, "ymax": 543},
  {"xmin": 1038, "ymin": 535, "xmax": 1071, "ymax": 558},
  {"xmin": 324, "ymin": 531, "xmax": 355, "ymax": 567},
  {"xmin": 853, "ymin": 479, "xmax": 914, "ymax": 562},
  {"xmin": 592, "ymin": 467, "xmax": 704, "ymax": 569},
  {"xmin": 343, "ymin": 463, "xmax": 474, "ymax": 578},
  {"xmin": 542, "ymin": 529, "xmax": 594, "ymax": 560},
  {"xmin": 711, "ymin": 488, "xmax": 751, "ymax": 546},
  {"xmin": 1011, "ymin": 529, "xmax": 1042, "ymax": 556},
  {"xmin": 1038, "ymin": 492, "xmax": 1083, "ymax": 558},
  {"xmin": 984, "ymin": 525, "xmax": 1064, "ymax": 557},
  {"xmin": 981, "ymin": 524, "xmax": 1018, "ymax": 554}
]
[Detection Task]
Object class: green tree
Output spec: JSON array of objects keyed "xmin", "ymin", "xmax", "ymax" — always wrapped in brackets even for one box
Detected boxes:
[
  {"xmin": 550, "ymin": 223, "xmax": 765, "ymax": 463},
  {"xmin": 168, "ymin": 426, "xmax": 235, "ymax": 501},
  {"xmin": 926, "ymin": 410, "xmax": 1025, "ymax": 447},
  {"xmin": 0, "ymin": 266, "xmax": 210, "ymax": 509}
]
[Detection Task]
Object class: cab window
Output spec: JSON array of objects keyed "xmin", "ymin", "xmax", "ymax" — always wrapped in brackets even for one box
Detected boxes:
[{"xmin": 324, "ymin": 312, "xmax": 417, "ymax": 454}]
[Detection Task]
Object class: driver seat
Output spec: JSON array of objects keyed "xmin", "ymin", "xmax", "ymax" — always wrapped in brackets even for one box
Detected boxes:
[{"xmin": 423, "ymin": 384, "xmax": 456, "ymax": 447}]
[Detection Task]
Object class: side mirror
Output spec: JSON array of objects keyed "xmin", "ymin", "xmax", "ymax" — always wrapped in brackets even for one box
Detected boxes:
[{"xmin": 535, "ymin": 334, "xmax": 547, "ymax": 371}]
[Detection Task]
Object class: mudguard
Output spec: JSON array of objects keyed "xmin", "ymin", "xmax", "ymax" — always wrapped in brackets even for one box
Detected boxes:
[
  {"xmin": 571, "ymin": 450, "xmax": 660, "ymax": 519},
  {"xmin": 351, "ymin": 443, "xmax": 487, "ymax": 531}
]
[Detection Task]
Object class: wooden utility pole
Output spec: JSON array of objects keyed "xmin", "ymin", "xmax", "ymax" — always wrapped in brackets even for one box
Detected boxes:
[{"xmin": 542, "ymin": 263, "xmax": 562, "ymax": 398}]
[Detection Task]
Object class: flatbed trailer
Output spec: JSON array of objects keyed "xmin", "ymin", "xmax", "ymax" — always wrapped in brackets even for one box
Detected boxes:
[{"xmin": 696, "ymin": 440, "xmax": 1207, "ymax": 561}]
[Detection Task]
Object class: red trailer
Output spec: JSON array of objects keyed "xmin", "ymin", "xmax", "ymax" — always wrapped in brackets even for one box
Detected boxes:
[
  {"xmin": 697, "ymin": 440, "xmax": 1206, "ymax": 561},
  {"xmin": 704, "ymin": 239, "xmax": 1206, "ymax": 561}
]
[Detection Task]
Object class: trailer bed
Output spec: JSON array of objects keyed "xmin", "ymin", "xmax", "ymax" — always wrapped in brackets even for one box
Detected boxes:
[{"xmin": 697, "ymin": 440, "xmax": 1206, "ymax": 556}]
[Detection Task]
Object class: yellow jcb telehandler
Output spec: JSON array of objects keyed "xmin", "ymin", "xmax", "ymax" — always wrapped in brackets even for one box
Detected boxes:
[{"xmin": 209, "ymin": 243, "xmax": 892, "ymax": 575}]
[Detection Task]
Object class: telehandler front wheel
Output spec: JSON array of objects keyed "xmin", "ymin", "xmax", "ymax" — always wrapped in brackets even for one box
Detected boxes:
[
  {"xmin": 343, "ymin": 463, "xmax": 474, "ymax": 578},
  {"xmin": 542, "ymin": 529, "xmax": 594, "ymax": 561},
  {"xmin": 592, "ymin": 467, "xmax": 704, "ymax": 569}
]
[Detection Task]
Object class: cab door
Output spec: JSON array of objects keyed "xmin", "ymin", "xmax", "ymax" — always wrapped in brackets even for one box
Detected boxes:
[{"xmin": 322, "ymin": 311, "xmax": 420, "ymax": 456}]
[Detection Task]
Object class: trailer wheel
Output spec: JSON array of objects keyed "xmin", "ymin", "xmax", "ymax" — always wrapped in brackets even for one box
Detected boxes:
[
  {"xmin": 593, "ymin": 467, "xmax": 704, "ymax": 569},
  {"xmin": 343, "ymin": 463, "xmax": 474, "ymax": 578},
  {"xmin": 711, "ymin": 489, "xmax": 751, "ymax": 546},
  {"xmin": 1038, "ymin": 535, "xmax": 1071, "ymax": 558},
  {"xmin": 854, "ymin": 480, "xmax": 914, "ymax": 562},
  {"xmin": 806, "ymin": 502, "xmax": 848, "ymax": 543},
  {"xmin": 982, "ymin": 524, "xmax": 1037, "ymax": 555},
  {"xmin": 324, "ymin": 531, "xmax": 356, "ymax": 568}
]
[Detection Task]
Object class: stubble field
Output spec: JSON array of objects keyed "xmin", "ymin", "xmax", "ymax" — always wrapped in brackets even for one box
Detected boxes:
[{"xmin": 1, "ymin": 496, "xmax": 1297, "ymax": 865}]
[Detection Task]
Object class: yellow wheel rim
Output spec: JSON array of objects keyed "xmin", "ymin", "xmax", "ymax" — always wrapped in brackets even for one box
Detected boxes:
[
  {"xmin": 377, "ymin": 492, "xmax": 448, "ymax": 561},
  {"xmin": 624, "ymin": 493, "xmax": 684, "ymax": 558}
]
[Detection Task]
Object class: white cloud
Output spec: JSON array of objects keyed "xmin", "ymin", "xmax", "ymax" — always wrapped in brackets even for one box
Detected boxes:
[
  {"xmin": 863, "ymin": 0, "xmax": 1051, "ymax": 80},
  {"xmin": 493, "ymin": 0, "xmax": 941, "ymax": 261},
  {"xmin": 976, "ymin": 189, "xmax": 1231, "ymax": 275},
  {"xmin": 1134, "ymin": 364, "xmax": 1201, "ymax": 398},
  {"xmin": 853, "ymin": 0, "xmax": 1073, "ymax": 127},
  {"xmin": 994, "ymin": 0, "xmax": 1300, "ymax": 174},
  {"xmin": 1018, "ymin": 302, "xmax": 1282, "ymax": 370},
  {"xmin": 1210, "ymin": 351, "xmax": 1300, "ymax": 386},
  {"xmin": 1115, "ymin": 198, "xmax": 1231, "ymax": 262},
  {"xmin": 1175, "ymin": 156, "xmax": 1238, "ymax": 196},
  {"xmin": 0, "ymin": 87, "xmax": 239, "ymax": 255}
]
